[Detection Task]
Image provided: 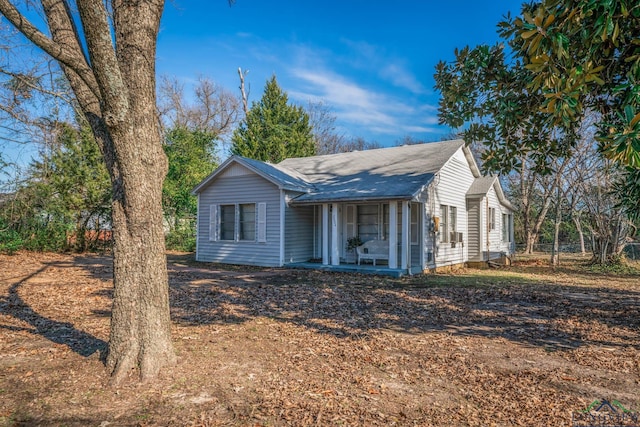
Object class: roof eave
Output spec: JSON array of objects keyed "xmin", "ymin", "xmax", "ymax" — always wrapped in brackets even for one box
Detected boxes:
[
  {"xmin": 289, "ymin": 195, "xmax": 413, "ymax": 205},
  {"xmin": 192, "ymin": 156, "xmax": 312, "ymax": 195}
]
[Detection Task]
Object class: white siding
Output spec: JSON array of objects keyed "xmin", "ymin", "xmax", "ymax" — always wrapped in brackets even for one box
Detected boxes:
[
  {"xmin": 482, "ymin": 186, "xmax": 514, "ymax": 257},
  {"xmin": 284, "ymin": 201, "xmax": 315, "ymax": 263},
  {"xmin": 218, "ymin": 163, "xmax": 253, "ymax": 178},
  {"xmin": 486, "ymin": 187, "xmax": 502, "ymax": 254},
  {"xmin": 466, "ymin": 199, "xmax": 481, "ymax": 260},
  {"xmin": 430, "ymin": 147, "xmax": 476, "ymax": 267},
  {"xmin": 495, "ymin": 191, "xmax": 515, "ymax": 255},
  {"xmin": 470, "ymin": 186, "xmax": 515, "ymax": 260},
  {"xmin": 196, "ymin": 173, "xmax": 281, "ymax": 266}
]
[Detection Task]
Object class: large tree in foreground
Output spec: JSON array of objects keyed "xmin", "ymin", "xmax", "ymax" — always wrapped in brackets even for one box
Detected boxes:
[
  {"xmin": 0, "ymin": 0, "xmax": 175, "ymax": 382},
  {"xmin": 231, "ymin": 75, "xmax": 315, "ymax": 163}
]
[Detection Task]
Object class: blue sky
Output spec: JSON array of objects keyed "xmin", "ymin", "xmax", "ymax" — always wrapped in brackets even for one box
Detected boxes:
[
  {"xmin": 1, "ymin": 0, "xmax": 523, "ymax": 178},
  {"xmin": 157, "ymin": 0, "xmax": 524, "ymax": 146}
]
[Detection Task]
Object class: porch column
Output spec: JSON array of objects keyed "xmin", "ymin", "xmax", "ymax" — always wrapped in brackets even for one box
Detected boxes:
[
  {"xmin": 322, "ymin": 204, "xmax": 329, "ymax": 265},
  {"xmin": 401, "ymin": 201, "xmax": 410, "ymax": 269},
  {"xmin": 388, "ymin": 202, "xmax": 398, "ymax": 269},
  {"xmin": 331, "ymin": 203, "xmax": 339, "ymax": 266}
]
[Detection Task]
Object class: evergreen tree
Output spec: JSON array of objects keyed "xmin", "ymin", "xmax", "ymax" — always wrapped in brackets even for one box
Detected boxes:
[
  {"xmin": 231, "ymin": 75, "xmax": 315, "ymax": 163},
  {"xmin": 0, "ymin": 121, "xmax": 111, "ymax": 252}
]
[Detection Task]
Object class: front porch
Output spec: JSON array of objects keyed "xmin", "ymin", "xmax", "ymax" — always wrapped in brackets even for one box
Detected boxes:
[{"xmin": 308, "ymin": 201, "xmax": 423, "ymax": 273}]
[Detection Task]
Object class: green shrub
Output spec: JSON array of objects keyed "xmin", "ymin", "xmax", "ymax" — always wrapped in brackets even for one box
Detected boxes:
[
  {"xmin": 165, "ymin": 223, "xmax": 196, "ymax": 252},
  {"xmin": 0, "ymin": 228, "xmax": 24, "ymax": 254}
]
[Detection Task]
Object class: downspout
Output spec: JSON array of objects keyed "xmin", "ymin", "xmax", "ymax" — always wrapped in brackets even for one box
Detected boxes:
[{"xmin": 280, "ymin": 190, "xmax": 286, "ymax": 266}]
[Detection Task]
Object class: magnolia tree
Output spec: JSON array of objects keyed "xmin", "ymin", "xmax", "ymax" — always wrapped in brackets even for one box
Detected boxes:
[{"xmin": 502, "ymin": 0, "xmax": 640, "ymax": 223}]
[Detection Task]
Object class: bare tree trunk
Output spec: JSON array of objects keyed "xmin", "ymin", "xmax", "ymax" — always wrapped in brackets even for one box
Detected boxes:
[
  {"xmin": 525, "ymin": 231, "xmax": 538, "ymax": 254},
  {"xmin": 550, "ymin": 187, "xmax": 562, "ymax": 266},
  {"xmin": 572, "ymin": 215, "xmax": 586, "ymax": 255},
  {"xmin": 519, "ymin": 161, "xmax": 534, "ymax": 254},
  {"xmin": 108, "ymin": 158, "xmax": 174, "ymax": 383},
  {"xmin": 519, "ymin": 163, "xmax": 554, "ymax": 254},
  {"xmin": 0, "ymin": 0, "xmax": 176, "ymax": 383},
  {"xmin": 238, "ymin": 67, "xmax": 250, "ymax": 115},
  {"xmin": 99, "ymin": 0, "xmax": 175, "ymax": 383}
]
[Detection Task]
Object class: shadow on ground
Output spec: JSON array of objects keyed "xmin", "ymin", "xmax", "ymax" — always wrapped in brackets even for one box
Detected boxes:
[
  {"xmin": 4, "ymin": 252, "xmax": 638, "ymax": 357},
  {"xmin": 0, "ymin": 262, "xmax": 107, "ymax": 358},
  {"xmin": 165, "ymin": 256, "xmax": 640, "ymax": 352}
]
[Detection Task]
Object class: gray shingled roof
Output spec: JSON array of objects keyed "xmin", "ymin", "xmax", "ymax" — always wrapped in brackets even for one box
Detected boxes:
[
  {"xmin": 466, "ymin": 176, "xmax": 497, "ymax": 197},
  {"xmin": 236, "ymin": 156, "xmax": 312, "ymax": 192},
  {"xmin": 279, "ymin": 139, "xmax": 465, "ymax": 204},
  {"xmin": 193, "ymin": 140, "xmax": 468, "ymax": 202},
  {"xmin": 466, "ymin": 176, "xmax": 515, "ymax": 210},
  {"xmin": 192, "ymin": 155, "xmax": 312, "ymax": 194}
]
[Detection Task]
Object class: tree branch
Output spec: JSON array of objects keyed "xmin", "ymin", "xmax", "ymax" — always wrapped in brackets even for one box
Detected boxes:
[
  {"xmin": 75, "ymin": 0, "xmax": 129, "ymax": 127},
  {"xmin": 0, "ymin": 0, "xmax": 100, "ymax": 99}
]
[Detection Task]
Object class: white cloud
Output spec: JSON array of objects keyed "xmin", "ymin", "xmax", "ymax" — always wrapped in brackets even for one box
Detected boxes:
[
  {"xmin": 207, "ymin": 37, "xmax": 444, "ymax": 143},
  {"xmin": 401, "ymin": 125, "xmax": 440, "ymax": 133},
  {"xmin": 340, "ymin": 38, "xmax": 427, "ymax": 95},
  {"xmin": 288, "ymin": 65, "xmax": 442, "ymax": 141},
  {"xmin": 292, "ymin": 70, "xmax": 374, "ymax": 109},
  {"xmin": 380, "ymin": 63, "xmax": 427, "ymax": 94}
]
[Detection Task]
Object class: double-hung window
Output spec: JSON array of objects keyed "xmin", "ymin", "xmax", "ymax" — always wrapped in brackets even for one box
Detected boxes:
[
  {"xmin": 439, "ymin": 205, "xmax": 448, "ymax": 242},
  {"xmin": 502, "ymin": 213, "xmax": 512, "ymax": 242},
  {"xmin": 219, "ymin": 204, "xmax": 236, "ymax": 241},
  {"xmin": 239, "ymin": 203, "xmax": 256, "ymax": 241},
  {"xmin": 449, "ymin": 206, "xmax": 457, "ymax": 243},
  {"xmin": 440, "ymin": 205, "xmax": 457, "ymax": 243},
  {"xmin": 210, "ymin": 202, "xmax": 266, "ymax": 242},
  {"xmin": 489, "ymin": 207, "xmax": 496, "ymax": 230},
  {"xmin": 439, "ymin": 204, "xmax": 457, "ymax": 243}
]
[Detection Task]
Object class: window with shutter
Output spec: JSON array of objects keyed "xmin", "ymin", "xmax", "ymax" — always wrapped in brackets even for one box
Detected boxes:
[{"xmin": 257, "ymin": 202, "xmax": 267, "ymax": 243}]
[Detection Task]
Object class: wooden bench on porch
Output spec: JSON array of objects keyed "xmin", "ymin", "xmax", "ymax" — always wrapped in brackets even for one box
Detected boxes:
[{"xmin": 356, "ymin": 240, "xmax": 389, "ymax": 266}]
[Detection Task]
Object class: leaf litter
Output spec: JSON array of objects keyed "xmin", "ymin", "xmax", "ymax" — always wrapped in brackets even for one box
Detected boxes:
[{"xmin": 0, "ymin": 252, "xmax": 638, "ymax": 426}]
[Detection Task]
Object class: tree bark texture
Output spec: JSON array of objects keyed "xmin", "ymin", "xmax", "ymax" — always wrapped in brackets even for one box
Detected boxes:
[{"xmin": 0, "ymin": 0, "xmax": 176, "ymax": 383}]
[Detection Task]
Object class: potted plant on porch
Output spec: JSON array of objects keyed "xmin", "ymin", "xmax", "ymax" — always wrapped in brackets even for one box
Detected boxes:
[{"xmin": 345, "ymin": 236, "xmax": 363, "ymax": 264}]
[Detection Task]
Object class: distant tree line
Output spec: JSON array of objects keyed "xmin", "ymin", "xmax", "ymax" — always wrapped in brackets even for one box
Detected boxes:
[{"xmin": 0, "ymin": 68, "xmax": 382, "ymax": 254}]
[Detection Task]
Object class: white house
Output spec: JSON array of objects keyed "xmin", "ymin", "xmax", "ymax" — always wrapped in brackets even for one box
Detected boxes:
[{"xmin": 192, "ymin": 139, "xmax": 515, "ymax": 275}]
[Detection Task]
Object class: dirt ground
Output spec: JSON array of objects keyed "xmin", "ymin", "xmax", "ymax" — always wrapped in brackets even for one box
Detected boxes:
[{"xmin": 0, "ymin": 252, "xmax": 639, "ymax": 426}]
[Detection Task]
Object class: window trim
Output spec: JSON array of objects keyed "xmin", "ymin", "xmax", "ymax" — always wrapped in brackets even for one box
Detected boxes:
[
  {"xmin": 439, "ymin": 205, "xmax": 448, "ymax": 243},
  {"xmin": 209, "ymin": 202, "xmax": 266, "ymax": 243},
  {"xmin": 410, "ymin": 203, "xmax": 419, "ymax": 245},
  {"xmin": 502, "ymin": 213, "xmax": 512, "ymax": 242}
]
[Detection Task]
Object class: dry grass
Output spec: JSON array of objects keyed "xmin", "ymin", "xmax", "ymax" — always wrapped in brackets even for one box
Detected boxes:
[{"xmin": 0, "ymin": 251, "xmax": 638, "ymax": 426}]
